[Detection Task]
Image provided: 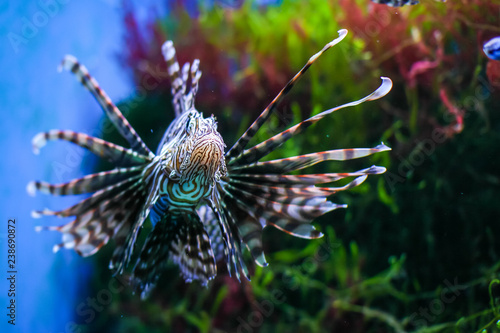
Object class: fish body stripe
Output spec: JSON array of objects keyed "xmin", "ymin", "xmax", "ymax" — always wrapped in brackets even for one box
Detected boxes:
[{"xmin": 162, "ymin": 177, "xmax": 212, "ymax": 207}]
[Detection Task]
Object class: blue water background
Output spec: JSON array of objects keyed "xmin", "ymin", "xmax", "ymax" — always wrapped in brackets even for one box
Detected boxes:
[{"xmin": 0, "ymin": 1, "xmax": 165, "ymax": 332}]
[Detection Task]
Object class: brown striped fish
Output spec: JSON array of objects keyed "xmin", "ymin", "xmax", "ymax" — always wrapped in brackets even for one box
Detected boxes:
[{"xmin": 28, "ymin": 29, "xmax": 392, "ymax": 299}]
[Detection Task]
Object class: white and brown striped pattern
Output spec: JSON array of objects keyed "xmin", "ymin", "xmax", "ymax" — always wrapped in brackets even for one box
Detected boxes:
[
  {"xmin": 225, "ymin": 29, "xmax": 348, "ymax": 160},
  {"xmin": 131, "ymin": 211, "xmax": 217, "ymax": 299},
  {"xmin": 59, "ymin": 56, "xmax": 153, "ymax": 158},
  {"xmin": 31, "ymin": 32, "xmax": 392, "ymax": 297},
  {"xmin": 229, "ymin": 144, "xmax": 391, "ymax": 174},
  {"xmin": 162, "ymin": 40, "xmax": 186, "ymax": 116},
  {"xmin": 32, "ymin": 130, "xmax": 151, "ymax": 166},
  {"xmin": 228, "ymin": 77, "xmax": 393, "ymax": 166},
  {"xmin": 229, "ymin": 165, "xmax": 386, "ymax": 185},
  {"xmin": 371, "ymin": 0, "xmax": 419, "ymax": 6},
  {"xmin": 31, "ymin": 54, "xmax": 157, "ymax": 288},
  {"xmin": 27, "ymin": 166, "xmax": 143, "ymax": 196}
]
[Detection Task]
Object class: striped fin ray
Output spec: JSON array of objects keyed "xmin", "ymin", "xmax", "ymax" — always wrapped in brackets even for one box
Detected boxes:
[
  {"xmin": 114, "ymin": 159, "xmax": 170, "ymax": 274},
  {"xmin": 181, "ymin": 62, "xmax": 190, "ymax": 96},
  {"xmin": 225, "ymin": 182, "xmax": 343, "ymax": 225},
  {"xmin": 27, "ymin": 166, "xmax": 143, "ymax": 197},
  {"xmin": 115, "ymin": 213, "xmax": 148, "ymax": 275},
  {"xmin": 207, "ymin": 198, "xmax": 236, "ymax": 277},
  {"xmin": 228, "ymin": 77, "xmax": 393, "ymax": 166},
  {"xmin": 31, "ymin": 175, "xmax": 142, "ymax": 218},
  {"xmin": 225, "ymin": 29, "xmax": 348, "ymax": 160},
  {"xmin": 131, "ymin": 220, "xmax": 171, "ymax": 299},
  {"xmin": 190, "ymin": 59, "xmax": 202, "ymax": 102},
  {"xmin": 55, "ymin": 190, "xmax": 141, "ymax": 256},
  {"xmin": 197, "ymin": 204, "xmax": 225, "ymax": 262},
  {"xmin": 227, "ymin": 175, "xmax": 369, "ymax": 203},
  {"xmin": 182, "ymin": 59, "xmax": 202, "ymax": 112},
  {"xmin": 32, "ymin": 130, "xmax": 151, "ymax": 166},
  {"xmin": 131, "ymin": 211, "xmax": 217, "ymax": 299},
  {"xmin": 210, "ymin": 189, "xmax": 251, "ymax": 280},
  {"xmin": 229, "ymin": 144, "xmax": 391, "ymax": 174},
  {"xmin": 219, "ymin": 201, "xmax": 252, "ymax": 279},
  {"xmin": 217, "ymin": 172, "xmax": 372, "ymax": 266},
  {"xmin": 222, "ymin": 184, "xmax": 328, "ymax": 239},
  {"xmin": 169, "ymin": 213, "xmax": 217, "ymax": 284},
  {"xmin": 37, "ymin": 182, "xmax": 144, "ymax": 256},
  {"xmin": 59, "ymin": 56, "xmax": 152, "ymax": 157},
  {"xmin": 109, "ymin": 213, "xmax": 136, "ymax": 273},
  {"xmin": 62, "ymin": 194, "xmax": 140, "ymax": 256},
  {"xmin": 161, "ymin": 41, "xmax": 202, "ymax": 115},
  {"xmin": 139, "ymin": 156, "xmax": 165, "ymax": 222},
  {"xmin": 107, "ymin": 175, "xmax": 157, "ymax": 276},
  {"xmin": 109, "ymin": 188, "xmax": 154, "ymax": 275},
  {"xmin": 225, "ymin": 191, "xmax": 327, "ymax": 239},
  {"xmin": 229, "ymin": 165, "xmax": 386, "ymax": 185},
  {"xmin": 98, "ymin": 165, "xmax": 162, "ymax": 275},
  {"xmin": 222, "ymin": 194, "xmax": 267, "ymax": 267},
  {"xmin": 162, "ymin": 40, "xmax": 184, "ymax": 116}
]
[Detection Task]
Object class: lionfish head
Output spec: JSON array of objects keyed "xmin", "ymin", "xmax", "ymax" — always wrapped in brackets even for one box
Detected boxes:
[{"xmin": 179, "ymin": 113, "xmax": 226, "ymax": 186}]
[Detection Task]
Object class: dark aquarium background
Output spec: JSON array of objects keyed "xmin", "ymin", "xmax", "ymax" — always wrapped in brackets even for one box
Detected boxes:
[{"xmin": 1, "ymin": 0, "xmax": 500, "ymax": 332}]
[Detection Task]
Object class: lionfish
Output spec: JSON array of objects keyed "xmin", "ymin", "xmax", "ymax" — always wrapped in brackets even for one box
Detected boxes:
[
  {"xmin": 371, "ymin": 0, "xmax": 419, "ymax": 6},
  {"xmin": 371, "ymin": 0, "xmax": 445, "ymax": 7},
  {"xmin": 29, "ymin": 29, "xmax": 392, "ymax": 298}
]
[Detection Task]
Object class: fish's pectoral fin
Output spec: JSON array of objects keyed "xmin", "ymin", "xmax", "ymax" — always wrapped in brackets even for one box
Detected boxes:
[{"xmin": 131, "ymin": 210, "xmax": 216, "ymax": 299}]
